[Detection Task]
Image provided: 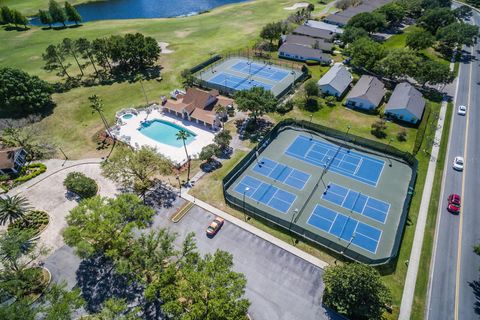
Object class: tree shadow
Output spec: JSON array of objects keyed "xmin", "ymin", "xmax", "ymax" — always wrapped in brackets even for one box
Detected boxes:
[
  {"xmin": 469, "ymin": 278, "xmax": 480, "ymax": 315},
  {"xmin": 76, "ymin": 255, "xmax": 143, "ymax": 313},
  {"xmin": 145, "ymin": 184, "xmax": 177, "ymax": 209},
  {"xmin": 2, "ymin": 25, "xmax": 29, "ymax": 32}
]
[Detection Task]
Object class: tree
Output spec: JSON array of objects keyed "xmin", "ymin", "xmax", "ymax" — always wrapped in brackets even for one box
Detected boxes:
[
  {"xmin": 325, "ymin": 96, "xmax": 336, "ymax": 106},
  {"xmin": 62, "ymin": 37, "xmax": 84, "ymax": 76},
  {"xmin": 91, "ymin": 38, "xmax": 113, "ymax": 72},
  {"xmin": 213, "ymin": 129, "xmax": 232, "ymax": 152},
  {"xmin": 63, "ymin": 194, "xmax": 155, "ymax": 258},
  {"xmin": 43, "ymin": 44, "xmax": 72, "ymax": 79},
  {"xmin": 304, "ymin": 80, "xmax": 319, "ymax": 98},
  {"xmin": 163, "ymin": 250, "xmax": 250, "ymax": 319},
  {"xmin": 375, "ymin": 48, "xmax": 420, "ymax": 80},
  {"xmin": 88, "ymin": 94, "xmax": 111, "ymax": 137},
  {"xmin": 77, "ymin": 38, "xmax": 101, "ymax": 79},
  {"xmin": 396, "ymin": 0, "xmax": 423, "ymax": 18},
  {"xmin": 406, "ymin": 28, "xmax": 435, "ymax": 50},
  {"xmin": 437, "ymin": 22, "xmax": 479, "ymax": 48},
  {"xmin": 341, "ymin": 26, "xmax": 369, "ymax": 44},
  {"xmin": 0, "ymin": 67, "xmax": 54, "ymax": 115},
  {"xmin": 421, "ymin": 0, "xmax": 452, "ymax": 9},
  {"xmin": 260, "ymin": 21, "xmax": 284, "ymax": 47},
  {"xmin": 181, "ymin": 69, "xmax": 195, "ymax": 88},
  {"xmin": 177, "ymin": 130, "xmax": 192, "ymax": 183},
  {"xmin": 64, "ymin": 1, "xmax": 81, "ymax": 25},
  {"xmin": 1, "ymin": 6, "xmax": 13, "ymax": 25},
  {"xmin": 0, "ymin": 195, "xmax": 31, "ymax": 226},
  {"xmin": 453, "ymin": 5, "xmax": 472, "ymax": 20},
  {"xmin": 322, "ymin": 263, "xmax": 392, "ymax": 320},
  {"xmin": 347, "ymin": 12, "xmax": 386, "ymax": 33},
  {"xmin": 12, "ymin": 10, "xmax": 28, "ymax": 29},
  {"xmin": 134, "ymin": 73, "xmax": 149, "ymax": 105},
  {"xmin": 38, "ymin": 9, "xmax": 53, "ymax": 28},
  {"xmin": 376, "ymin": 3, "xmax": 405, "ymax": 26},
  {"xmin": 371, "ymin": 119, "xmax": 388, "ymax": 138},
  {"xmin": 63, "ymin": 172, "xmax": 98, "ymax": 198},
  {"xmin": 101, "ymin": 146, "xmax": 172, "ymax": 200},
  {"xmin": 40, "ymin": 283, "xmax": 84, "ymax": 320},
  {"xmin": 414, "ymin": 59, "xmax": 454, "ymax": 86},
  {"xmin": 235, "ymin": 87, "xmax": 277, "ymax": 125},
  {"xmin": 0, "ymin": 298, "xmax": 36, "ymax": 320},
  {"xmin": 418, "ymin": 8, "xmax": 455, "ymax": 34},
  {"xmin": 88, "ymin": 298, "xmax": 139, "ymax": 320},
  {"xmin": 48, "ymin": 0, "xmax": 67, "ymax": 26},
  {"xmin": 347, "ymin": 37, "xmax": 385, "ymax": 71},
  {"xmin": 199, "ymin": 144, "xmax": 219, "ymax": 163}
]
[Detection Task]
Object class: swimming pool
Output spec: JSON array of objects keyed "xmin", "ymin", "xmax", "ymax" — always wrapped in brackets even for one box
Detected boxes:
[
  {"xmin": 138, "ymin": 119, "xmax": 196, "ymax": 148},
  {"xmin": 122, "ymin": 113, "xmax": 134, "ymax": 120}
]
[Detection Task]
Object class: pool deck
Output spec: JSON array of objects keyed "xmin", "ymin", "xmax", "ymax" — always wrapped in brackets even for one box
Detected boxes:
[{"xmin": 113, "ymin": 109, "xmax": 216, "ymax": 164}]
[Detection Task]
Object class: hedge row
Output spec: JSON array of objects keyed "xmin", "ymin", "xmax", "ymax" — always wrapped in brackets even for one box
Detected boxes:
[
  {"xmin": 14, "ymin": 163, "xmax": 47, "ymax": 184},
  {"xmin": 413, "ymin": 103, "xmax": 432, "ymax": 155}
]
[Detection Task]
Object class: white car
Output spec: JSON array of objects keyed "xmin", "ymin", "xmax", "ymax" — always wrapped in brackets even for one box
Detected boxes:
[
  {"xmin": 458, "ymin": 105, "xmax": 467, "ymax": 115},
  {"xmin": 453, "ymin": 156, "xmax": 464, "ymax": 171}
]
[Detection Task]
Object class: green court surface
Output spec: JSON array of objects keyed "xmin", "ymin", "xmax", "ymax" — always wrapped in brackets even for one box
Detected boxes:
[{"xmin": 224, "ymin": 124, "xmax": 416, "ymax": 265}]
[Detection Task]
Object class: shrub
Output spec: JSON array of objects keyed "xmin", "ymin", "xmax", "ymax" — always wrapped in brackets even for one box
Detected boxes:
[
  {"xmin": 8, "ymin": 210, "xmax": 49, "ymax": 235},
  {"xmin": 325, "ymin": 96, "xmax": 336, "ymax": 107},
  {"xmin": 397, "ymin": 129, "xmax": 407, "ymax": 141},
  {"xmin": 413, "ymin": 104, "xmax": 432, "ymax": 155},
  {"xmin": 63, "ymin": 172, "xmax": 98, "ymax": 199},
  {"xmin": 371, "ymin": 119, "xmax": 387, "ymax": 138},
  {"xmin": 277, "ymin": 100, "xmax": 294, "ymax": 114},
  {"xmin": 13, "ymin": 163, "xmax": 47, "ymax": 185},
  {"xmin": 304, "ymin": 80, "xmax": 319, "ymax": 97},
  {"xmin": 304, "ymin": 98, "xmax": 320, "ymax": 112}
]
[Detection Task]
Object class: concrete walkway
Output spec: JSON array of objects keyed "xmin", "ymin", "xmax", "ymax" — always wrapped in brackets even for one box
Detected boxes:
[
  {"xmin": 181, "ymin": 190, "xmax": 329, "ymax": 269},
  {"xmin": 398, "ymin": 97, "xmax": 449, "ymax": 319}
]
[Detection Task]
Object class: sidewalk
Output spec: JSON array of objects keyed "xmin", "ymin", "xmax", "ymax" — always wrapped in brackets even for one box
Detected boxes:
[
  {"xmin": 398, "ymin": 97, "xmax": 449, "ymax": 319},
  {"xmin": 181, "ymin": 190, "xmax": 329, "ymax": 269}
]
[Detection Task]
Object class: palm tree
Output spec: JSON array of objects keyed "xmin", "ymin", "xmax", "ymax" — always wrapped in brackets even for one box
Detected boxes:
[
  {"xmin": 135, "ymin": 74, "xmax": 149, "ymax": 106},
  {"xmin": 176, "ymin": 130, "xmax": 192, "ymax": 183},
  {"xmin": 0, "ymin": 195, "xmax": 32, "ymax": 225},
  {"xmin": 88, "ymin": 95, "xmax": 112, "ymax": 137}
]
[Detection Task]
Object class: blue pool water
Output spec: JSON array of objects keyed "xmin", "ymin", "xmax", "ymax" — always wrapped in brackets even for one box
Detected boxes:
[
  {"xmin": 30, "ymin": 0, "xmax": 249, "ymax": 25},
  {"xmin": 122, "ymin": 113, "xmax": 134, "ymax": 120},
  {"xmin": 138, "ymin": 119, "xmax": 196, "ymax": 148}
]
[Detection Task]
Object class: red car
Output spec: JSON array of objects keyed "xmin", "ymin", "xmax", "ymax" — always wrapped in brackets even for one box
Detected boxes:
[
  {"xmin": 447, "ymin": 194, "xmax": 461, "ymax": 213},
  {"xmin": 206, "ymin": 217, "xmax": 224, "ymax": 237}
]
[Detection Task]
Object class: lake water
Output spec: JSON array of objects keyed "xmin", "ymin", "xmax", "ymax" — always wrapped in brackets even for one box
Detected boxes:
[{"xmin": 30, "ymin": 0, "xmax": 249, "ymax": 25}]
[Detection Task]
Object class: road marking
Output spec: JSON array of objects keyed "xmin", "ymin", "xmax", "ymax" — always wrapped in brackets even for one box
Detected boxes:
[
  {"xmin": 454, "ymin": 45, "xmax": 474, "ymax": 320},
  {"xmin": 425, "ymin": 51, "xmax": 462, "ymax": 320}
]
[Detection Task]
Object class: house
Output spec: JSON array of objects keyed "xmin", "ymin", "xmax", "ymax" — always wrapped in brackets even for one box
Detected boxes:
[
  {"xmin": 292, "ymin": 25, "xmax": 336, "ymax": 42},
  {"xmin": 163, "ymin": 87, "xmax": 233, "ymax": 129},
  {"xmin": 323, "ymin": 0, "xmax": 393, "ymax": 26},
  {"xmin": 0, "ymin": 147, "xmax": 27, "ymax": 175},
  {"xmin": 304, "ymin": 20, "xmax": 344, "ymax": 34},
  {"xmin": 278, "ymin": 43, "xmax": 332, "ymax": 64},
  {"xmin": 317, "ymin": 63, "xmax": 353, "ymax": 97},
  {"xmin": 345, "ymin": 75, "xmax": 385, "ymax": 110},
  {"xmin": 283, "ymin": 34, "xmax": 333, "ymax": 52},
  {"xmin": 385, "ymin": 82, "xmax": 425, "ymax": 124},
  {"xmin": 323, "ymin": 13, "xmax": 351, "ymax": 27}
]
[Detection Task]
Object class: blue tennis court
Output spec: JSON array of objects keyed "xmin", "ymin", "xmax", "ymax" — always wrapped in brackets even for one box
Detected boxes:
[
  {"xmin": 252, "ymin": 158, "xmax": 310, "ymax": 190},
  {"xmin": 307, "ymin": 204, "xmax": 382, "ymax": 253},
  {"xmin": 322, "ymin": 183, "xmax": 390, "ymax": 224},
  {"xmin": 209, "ymin": 72, "xmax": 273, "ymax": 91},
  {"xmin": 234, "ymin": 175, "xmax": 296, "ymax": 214},
  {"xmin": 231, "ymin": 61, "xmax": 290, "ymax": 82},
  {"xmin": 285, "ymin": 135, "xmax": 385, "ymax": 187}
]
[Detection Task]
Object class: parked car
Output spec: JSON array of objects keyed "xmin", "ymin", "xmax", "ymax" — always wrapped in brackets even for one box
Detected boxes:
[
  {"xmin": 458, "ymin": 105, "xmax": 467, "ymax": 115},
  {"xmin": 447, "ymin": 194, "xmax": 461, "ymax": 214},
  {"xmin": 453, "ymin": 156, "xmax": 464, "ymax": 171},
  {"xmin": 206, "ymin": 217, "xmax": 224, "ymax": 237}
]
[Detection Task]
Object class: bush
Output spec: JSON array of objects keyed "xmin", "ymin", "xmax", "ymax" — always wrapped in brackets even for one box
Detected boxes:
[
  {"xmin": 371, "ymin": 119, "xmax": 387, "ymax": 138},
  {"xmin": 304, "ymin": 98, "xmax": 320, "ymax": 112},
  {"xmin": 13, "ymin": 163, "xmax": 47, "ymax": 184},
  {"xmin": 63, "ymin": 172, "xmax": 98, "ymax": 199},
  {"xmin": 8, "ymin": 210, "xmax": 49, "ymax": 235},
  {"xmin": 304, "ymin": 80, "xmax": 319, "ymax": 97},
  {"xmin": 397, "ymin": 129, "xmax": 407, "ymax": 141},
  {"xmin": 413, "ymin": 104, "xmax": 432, "ymax": 155},
  {"xmin": 277, "ymin": 100, "xmax": 294, "ymax": 114},
  {"xmin": 325, "ymin": 96, "xmax": 336, "ymax": 107}
]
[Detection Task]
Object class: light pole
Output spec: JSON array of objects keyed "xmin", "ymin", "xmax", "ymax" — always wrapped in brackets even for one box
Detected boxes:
[
  {"xmin": 289, "ymin": 208, "xmax": 299, "ymax": 244},
  {"xmin": 341, "ymin": 233, "xmax": 356, "ymax": 256},
  {"xmin": 176, "ymin": 175, "xmax": 181, "ymax": 195},
  {"xmin": 344, "ymin": 125, "xmax": 351, "ymax": 144},
  {"xmin": 243, "ymin": 187, "xmax": 250, "ymax": 221},
  {"xmin": 309, "ymin": 114, "xmax": 313, "ymax": 140},
  {"xmin": 385, "ymin": 138, "xmax": 394, "ymax": 167}
]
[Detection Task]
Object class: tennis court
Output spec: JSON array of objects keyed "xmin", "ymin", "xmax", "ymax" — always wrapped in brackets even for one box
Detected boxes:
[
  {"xmin": 322, "ymin": 183, "xmax": 390, "ymax": 224},
  {"xmin": 209, "ymin": 73, "xmax": 273, "ymax": 91},
  {"xmin": 252, "ymin": 158, "xmax": 310, "ymax": 190},
  {"xmin": 196, "ymin": 57, "xmax": 304, "ymax": 98},
  {"xmin": 285, "ymin": 135, "xmax": 384, "ymax": 187},
  {"xmin": 307, "ymin": 204, "xmax": 382, "ymax": 253},
  {"xmin": 231, "ymin": 61, "xmax": 290, "ymax": 82},
  {"xmin": 234, "ymin": 175, "xmax": 296, "ymax": 214}
]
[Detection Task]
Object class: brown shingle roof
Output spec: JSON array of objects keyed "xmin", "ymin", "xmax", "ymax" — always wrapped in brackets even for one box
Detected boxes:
[
  {"xmin": 0, "ymin": 147, "xmax": 22, "ymax": 170},
  {"xmin": 190, "ymin": 109, "xmax": 216, "ymax": 125}
]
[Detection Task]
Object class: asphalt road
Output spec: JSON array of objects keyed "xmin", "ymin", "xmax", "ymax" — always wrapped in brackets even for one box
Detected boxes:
[
  {"xmin": 46, "ymin": 199, "xmax": 341, "ymax": 320},
  {"xmin": 427, "ymin": 6, "xmax": 480, "ymax": 320}
]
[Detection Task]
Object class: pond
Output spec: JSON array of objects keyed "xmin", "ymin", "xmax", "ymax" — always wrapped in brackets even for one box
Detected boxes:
[{"xmin": 30, "ymin": 0, "xmax": 249, "ymax": 25}]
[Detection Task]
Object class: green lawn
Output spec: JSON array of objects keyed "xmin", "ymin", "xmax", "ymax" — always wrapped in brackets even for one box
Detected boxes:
[
  {"xmin": 0, "ymin": 0, "xmax": 94, "ymax": 15},
  {"xmin": 0, "ymin": 0, "xmax": 308, "ymax": 158}
]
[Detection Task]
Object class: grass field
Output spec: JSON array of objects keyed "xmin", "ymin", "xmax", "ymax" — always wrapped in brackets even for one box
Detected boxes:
[
  {"xmin": 0, "ymin": 0, "xmax": 306, "ymax": 158},
  {"xmin": 0, "ymin": 0, "xmax": 95, "ymax": 15}
]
